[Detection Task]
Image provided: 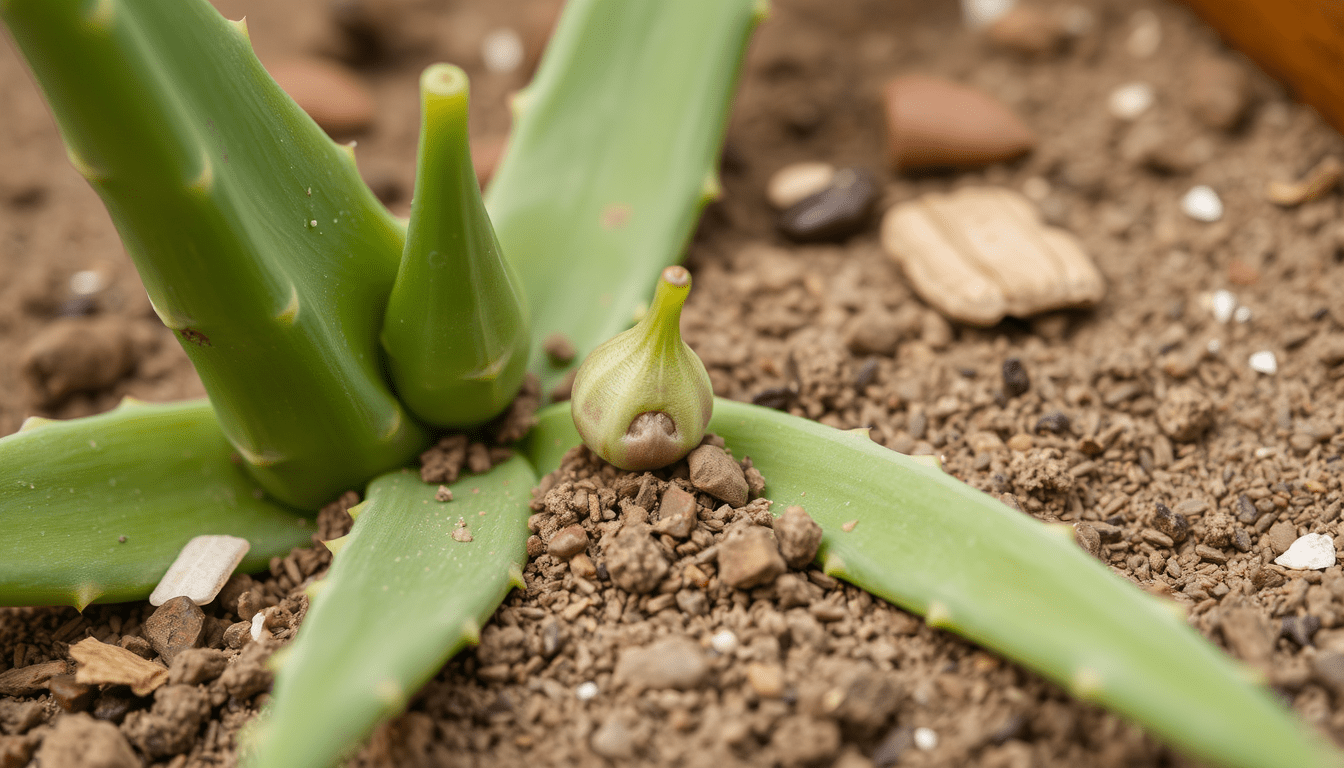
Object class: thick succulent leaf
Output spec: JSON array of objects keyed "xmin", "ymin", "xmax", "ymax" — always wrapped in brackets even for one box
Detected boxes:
[
  {"xmin": 523, "ymin": 399, "xmax": 1337, "ymax": 768},
  {"xmin": 0, "ymin": 399, "xmax": 312, "ymax": 609},
  {"xmin": 487, "ymin": 0, "xmax": 761, "ymax": 397},
  {"xmin": 251, "ymin": 457, "xmax": 535, "ymax": 768},
  {"xmin": 1, "ymin": 0, "xmax": 428, "ymax": 509}
]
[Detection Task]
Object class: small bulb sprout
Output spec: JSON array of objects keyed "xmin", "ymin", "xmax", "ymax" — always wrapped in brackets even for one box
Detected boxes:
[{"xmin": 570, "ymin": 266, "xmax": 713, "ymax": 470}]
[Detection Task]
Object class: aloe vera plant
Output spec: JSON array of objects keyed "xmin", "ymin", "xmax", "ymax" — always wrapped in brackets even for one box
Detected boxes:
[{"xmin": 0, "ymin": 1, "xmax": 1338, "ymax": 768}]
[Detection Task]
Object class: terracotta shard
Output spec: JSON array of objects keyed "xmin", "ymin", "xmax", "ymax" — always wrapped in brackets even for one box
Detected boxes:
[
  {"xmin": 882, "ymin": 75, "xmax": 1036, "ymax": 170},
  {"xmin": 880, "ymin": 186, "xmax": 1104, "ymax": 326},
  {"xmin": 70, "ymin": 638, "xmax": 169, "ymax": 697}
]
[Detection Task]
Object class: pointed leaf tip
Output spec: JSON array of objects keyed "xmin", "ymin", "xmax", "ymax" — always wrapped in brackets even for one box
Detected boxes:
[
  {"xmin": 18, "ymin": 416, "xmax": 54, "ymax": 432},
  {"xmin": 461, "ymin": 618, "xmax": 481, "ymax": 646},
  {"xmin": 346, "ymin": 501, "xmax": 367, "ymax": 521},
  {"xmin": 230, "ymin": 17, "xmax": 251, "ymax": 43},
  {"xmin": 925, "ymin": 600, "xmax": 953, "ymax": 629},
  {"xmin": 322, "ymin": 535, "xmax": 349, "ymax": 555}
]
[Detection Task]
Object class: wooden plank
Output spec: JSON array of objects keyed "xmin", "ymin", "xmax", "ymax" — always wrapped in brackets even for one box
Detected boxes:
[{"xmin": 1182, "ymin": 0, "xmax": 1344, "ymax": 135}]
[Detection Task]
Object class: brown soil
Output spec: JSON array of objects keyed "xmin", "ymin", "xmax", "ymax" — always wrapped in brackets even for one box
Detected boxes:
[{"xmin": 4, "ymin": 0, "xmax": 1344, "ymax": 767}]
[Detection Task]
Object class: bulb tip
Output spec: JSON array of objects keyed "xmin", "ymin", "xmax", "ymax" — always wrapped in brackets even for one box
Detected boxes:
[{"xmin": 662, "ymin": 265, "xmax": 690, "ymax": 288}]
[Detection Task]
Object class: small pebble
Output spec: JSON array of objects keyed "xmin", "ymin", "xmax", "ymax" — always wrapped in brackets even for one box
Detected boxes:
[
  {"xmin": 1125, "ymin": 10, "xmax": 1161, "ymax": 58},
  {"xmin": 960, "ymin": 0, "xmax": 1014, "ymax": 28},
  {"xmin": 766, "ymin": 162, "xmax": 836, "ymax": 210},
  {"xmin": 1108, "ymin": 82, "xmax": 1154, "ymax": 120},
  {"xmin": 1021, "ymin": 176, "xmax": 1051, "ymax": 201},
  {"xmin": 1210, "ymin": 290, "xmax": 1237, "ymax": 324},
  {"xmin": 1275, "ymin": 533, "xmax": 1336, "ymax": 570},
  {"xmin": 1002, "ymin": 358, "xmax": 1030, "ymax": 397},
  {"xmin": 575, "ymin": 681, "xmax": 599, "ymax": 701},
  {"xmin": 710, "ymin": 630, "xmax": 738, "ymax": 655},
  {"xmin": 1248, "ymin": 350, "xmax": 1277, "ymax": 375},
  {"xmin": 1180, "ymin": 186, "xmax": 1223, "ymax": 222},
  {"xmin": 435, "ymin": 485, "xmax": 453, "ymax": 502},
  {"xmin": 1282, "ymin": 615, "xmax": 1322, "ymax": 647},
  {"xmin": 913, "ymin": 727, "xmax": 939, "ymax": 751},
  {"xmin": 481, "ymin": 28, "xmax": 524, "ymax": 74},
  {"xmin": 985, "ymin": 5, "xmax": 1069, "ymax": 57},
  {"xmin": 1233, "ymin": 305, "xmax": 1252, "ymax": 324},
  {"xmin": 777, "ymin": 168, "xmax": 880, "ymax": 243},
  {"xmin": 542, "ymin": 333, "xmax": 577, "ymax": 366},
  {"xmin": 452, "ymin": 518, "xmax": 473, "ymax": 543},
  {"xmin": 249, "ymin": 612, "xmax": 269, "ymax": 642},
  {"xmin": 69, "ymin": 270, "xmax": 105, "ymax": 296}
]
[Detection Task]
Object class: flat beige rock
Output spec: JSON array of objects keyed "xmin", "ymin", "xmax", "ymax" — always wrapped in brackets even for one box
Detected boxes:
[
  {"xmin": 881, "ymin": 186, "xmax": 1105, "ymax": 326},
  {"xmin": 149, "ymin": 534, "xmax": 251, "ymax": 607}
]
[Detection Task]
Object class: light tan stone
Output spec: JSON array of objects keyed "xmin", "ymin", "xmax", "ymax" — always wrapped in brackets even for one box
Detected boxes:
[{"xmin": 881, "ymin": 186, "xmax": 1104, "ymax": 326}]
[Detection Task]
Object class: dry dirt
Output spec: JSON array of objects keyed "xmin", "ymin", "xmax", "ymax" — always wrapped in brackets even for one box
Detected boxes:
[{"xmin": 4, "ymin": 0, "xmax": 1344, "ymax": 766}]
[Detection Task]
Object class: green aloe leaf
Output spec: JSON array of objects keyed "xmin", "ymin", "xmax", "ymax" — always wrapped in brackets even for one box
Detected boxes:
[
  {"xmin": 0, "ymin": 399, "xmax": 312, "ymax": 609},
  {"xmin": 487, "ymin": 0, "xmax": 762, "ymax": 397},
  {"xmin": 523, "ymin": 399, "xmax": 1337, "ymax": 768},
  {"xmin": 382, "ymin": 64, "xmax": 530, "ymax": 428},
  {"xmin": 252, "ymin": 456, "xmax": 535, "ymax": 768},
  {"xmin": 1, "ymin": 0, "xmax": 428, "ymax": 509}
]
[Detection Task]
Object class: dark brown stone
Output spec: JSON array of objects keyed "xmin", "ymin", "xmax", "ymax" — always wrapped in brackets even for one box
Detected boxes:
[{"xmin": 142, "ymin": 596, "xmax": 205, "ymax": 665}]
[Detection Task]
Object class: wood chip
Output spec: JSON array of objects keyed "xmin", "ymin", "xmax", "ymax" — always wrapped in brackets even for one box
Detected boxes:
[
  {"xmin": 149, "ymin": 534, "xmax": 251, "ymax": 606},
  {"xmin": 0, "ymin": 660, "xmax": 68, "ymax": 696},
  {"xmin": 880, "ymin": 186, "xmax": 1105, "ymax": 326},
  {"xmin": 69, "ymin": 638, "xmax": 168, "ymax": 697},
  {"xmin": 1265, "ymin": 156, "xmax": 1341, "ymax": 207}
]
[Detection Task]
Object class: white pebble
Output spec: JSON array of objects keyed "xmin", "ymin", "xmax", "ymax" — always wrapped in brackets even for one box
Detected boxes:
[
  {"xmin": 1275, "ymin": 533, "xmax": 1337, "ymax": 570},
  {"xmin": 914, "ymin": 727, "xmax": 939, "ymax": 751},
  {"xmin": 481, "ymin": 28, "xmax": 524, "ymax": 74},
  {"xmin": 1205, "ymin": 338, "xmax": 1221, "ymax": 355},
  {"xmin": 766, "ymin": 162, "xmax": 835, "ymax": 210},
  {"xmin": 575, "ymin": 681, "xmax": 599, "ymax": 701},
  {"xmin": 69, "ymin": 270, "xmax": 105, "ymax": 296},
  {"xmin": 1125, "ymin": 10, "xmax": 1161, "ymax": 59},
  {"xmin": 250, "ymin": 611, "xmax": 269, "ymax": 641},
  {"xmin": 1248, "ymin": 350, "xmax": 1277, "ymax": 375},
  {"xmin": 1108, "ymin": 82, "xmax": 1154, "ymax": 120},
  {"xmin": 1210, "ymin": 290, "xmax": 1236, "ymax": 324},
  {"xmin": 1233, "ymin": 305, "xmax": 1252, "ymax": 324},
  {"xmin": 1254, "ymin": 446, "xmax": 1277, "ymax": 459},
  {"xmin": 710, "ymin": 629, "xmax": 739, "ymax": 655},
  {"xmin": 960, "ymin": 0, "xmax": 1015, "ymax": 28},
  {"xmin": 1180, "ymin": 185, "xmax": 1223, "ymax": 222}
]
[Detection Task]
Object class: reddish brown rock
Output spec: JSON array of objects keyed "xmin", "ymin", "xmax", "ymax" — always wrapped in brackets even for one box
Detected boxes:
[
  {"xmin": 547, "ymin": 525, "xmax": 589, "ymax": 559},
  {"xmin": 882, "ymin": 75, "xmax": 1036, "ymax": 170}
]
